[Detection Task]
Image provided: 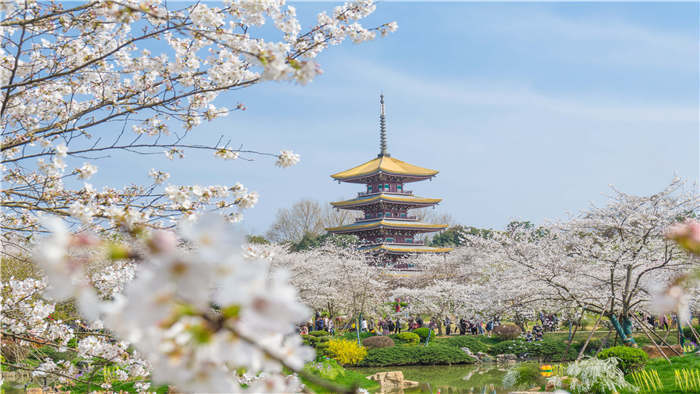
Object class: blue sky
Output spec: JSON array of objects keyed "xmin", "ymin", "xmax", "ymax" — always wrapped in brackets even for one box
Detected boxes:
[{"xmin": 96, "ymin": 2, "xmax": 699, "ymax": 235}]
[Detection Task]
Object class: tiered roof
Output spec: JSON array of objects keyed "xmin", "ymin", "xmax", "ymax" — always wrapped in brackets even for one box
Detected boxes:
[
  {"xmin": 326, "ymin": 218, "xmax": 448, "ymax": 234},
  {"xmin": 330, "ymin": 156, "xmax": 438, "ymax": 183},
  {"xmin": 360, "ymin": 244, "xmax": 453, "ymax": 254},
  {"xmin": 330, "ymin": 193, "xmax": 441, "ymax": 210}
]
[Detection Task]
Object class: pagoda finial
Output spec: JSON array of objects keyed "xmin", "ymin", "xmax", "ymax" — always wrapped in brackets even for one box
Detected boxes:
[{"xmin": 379, "ymin": 93, "xmax": 389, "ymax": 157}]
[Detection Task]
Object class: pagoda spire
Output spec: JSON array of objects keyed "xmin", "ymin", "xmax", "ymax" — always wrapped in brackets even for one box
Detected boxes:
[{"xmin": 378, "ymin": 93, "xmax": 390, "ymax": 157}]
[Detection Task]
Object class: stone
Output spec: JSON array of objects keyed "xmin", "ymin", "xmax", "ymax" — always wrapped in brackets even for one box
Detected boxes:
[
  {"xmin": 460, "ymin": 346, "xmax": 475, "ymax": 356},
  {"xmin": 366, "ymin": 371, "xmax": 419, "ymax": 392},
  {"xmin": 476, "ymin": 351, "xmax": 493, "ymax": 362},
  {"xmin": 460, "ymin": 346, "xmax": 482, "ymax": 363},
  {"xmin": 496, "ymin": 353, "xmax": 518, "ymax": 366}
]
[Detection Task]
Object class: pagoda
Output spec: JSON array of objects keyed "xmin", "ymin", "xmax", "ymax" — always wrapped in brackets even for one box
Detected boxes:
[{"xmin": 326, "ymin": 94, "xmax": 452, "ymax": 267}]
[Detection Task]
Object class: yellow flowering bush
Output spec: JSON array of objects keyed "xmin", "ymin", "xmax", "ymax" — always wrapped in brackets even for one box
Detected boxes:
[{"xmin": 326, "ymin": 338, "xmax": 368, "ymax": 366}]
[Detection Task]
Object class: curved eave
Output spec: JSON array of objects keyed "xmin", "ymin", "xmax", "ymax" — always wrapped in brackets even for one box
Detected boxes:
[
  {"xmin": 361, "ymin": 245, "xmax": 453, "ymax": 254},
  {"xmin": 331, "ymin": 194, "xmax": 441, "ymax": 209},
  {"xmin": 331, "ymin": 172, "xmax": 436, "ymax": 184},
  {"xmin": 326, "ymin": 220, "xmax": 448, "ymax": 234},
  {"xmin": 331, "ymin": 156, "xmax": 438, "ymax": 183}
]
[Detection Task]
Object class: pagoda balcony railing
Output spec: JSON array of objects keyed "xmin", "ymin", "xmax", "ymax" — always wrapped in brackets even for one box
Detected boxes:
[
  {"xmin": 355, "ymin": 215, "xmax": 417, "ymax": 223},
  {"xmin": 362, "ymin": 241, "xmax": 426, "ymax": 246},
  {"xmin": 357, "ymin": 190, "xmax": 413, "ymax": 197}
]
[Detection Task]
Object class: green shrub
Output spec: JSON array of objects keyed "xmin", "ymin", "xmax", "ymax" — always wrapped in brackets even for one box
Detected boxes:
[
  {"xmin": 358, "ymin": 344, "xmax": 475, "ymax": 367},
  {"xmin": 437, "ymin": 336, "xmax": 490, "ymax": 353},
  {"xmin": 361, "ymin": 336, "xmax": 394, "ymax": 350},
  {"xmin": 575, "ymin": 338, "xmax": 603, "ymax": 355},
  {"xmin": 489, "ymin": 340, "xmax": 530, "ymax": 357},
  {"xmin": 309, "ymin": 330, "xmax": 330, "ymax": 337},
  {"xmin": 681, "ymin": 325, "xmax": 700, "ymax": 340},
  {"xmin": 530, "ymin": 339, "xmax": 578, "ymax": 361},
  {"xmin": 597, "ymin": 346, "xmax": 648, "ymax": 373},
  {"xmin": 502, "ymin": 362, "xmax": 544, "ymax": 389},
  {"xmin": 341, "ymin": 331, "xmax": 374, "ymax": 341},
  {"xmin": 412, "ymin": 327, "xmax": 431, "ymax": 341},
  {"xmin": 493, "ymin": 324, "xmax": 522, "ymax": 340},
  {"xmin": 489, "ymin": 339, "xmax": 576, "ymax": 361},
  {"xmin": 301, "ymin": 358, "xmax": 379, "ymax": 393},
  {"xmin": 390, "ymin": 332, "xmax": 420, "ymax": 345},
  {"xmin": 303, "ymin": 335, "xmax": 330, "ymax": 346},
  {"xmin": 304, "ymin": 358, "xmax": 345, "ymax": 380},
  {"xmin": 302, "ymin": 334, "xmax": 331, "ymax": 359}
]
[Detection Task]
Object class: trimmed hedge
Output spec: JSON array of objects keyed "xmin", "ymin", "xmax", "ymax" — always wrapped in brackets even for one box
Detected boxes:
[
  {"xmin": 436, "ymin": 335, "xmax": 490, "ymax": 353},
  {"xmin": 412, "ymin": 327, "xmax": 431, "ymax": 341},
  {"xmin": 309, "ymin": 330, "xmax": 330, "ymax": 337},
  {"xmin": 358, "ymin": 343, "xmax": 475, "ymax": 367},
  {"xmin": 390, "ymin": 332, "xmax": 420, "ymax": 345},
  {"xmin": 489, "ymin": 339, "xmax": 576, "ymax": 362},
  {"xmin": 302, "ymin": 334, "xmax": 331, "ymax": 359},
  {"xmin": 597, "ymin": 346, "xmax": 648, "ymax": 373},
  {"xmin": 361, "ymin": 336, "xmax": 395, "ymax": 350}
]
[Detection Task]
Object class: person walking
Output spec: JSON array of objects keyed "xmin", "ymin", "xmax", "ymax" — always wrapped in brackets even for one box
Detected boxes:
[
  {"xmin": 315, "ymin": 316, "xmax": 324, "ymax": 331},
  {"xmin": 395, "ymin": 317, "xmax": 401, "ymax": 333},
  {"xmin": 444, "ymin": 316, "xmax": 452, "ymax": 336},
  {"xmin": 416, "ymin": 316, "xmax": 424, "ymax": 328},
  {"xmin": 459, "ymin": 318, "xmax": 467, "ymax": 336},
  {"xmin": 361, "ymin": 318, "xmax": 368, "ymax": 333}
]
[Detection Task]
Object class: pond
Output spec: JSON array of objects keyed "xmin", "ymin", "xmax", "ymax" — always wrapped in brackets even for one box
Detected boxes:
[{"xmin": 352, "ymin": 363, "xmax": 519, "ymax": 394}]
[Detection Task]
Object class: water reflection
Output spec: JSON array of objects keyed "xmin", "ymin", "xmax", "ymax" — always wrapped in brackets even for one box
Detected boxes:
[{"xmin": 353, "ymin": 363, "xmax": 516, "ymax": 394}]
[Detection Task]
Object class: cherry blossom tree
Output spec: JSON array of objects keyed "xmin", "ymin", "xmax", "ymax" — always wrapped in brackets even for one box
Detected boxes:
[
  {"xmin": 269, "ymin": 242, "xmax": 388, "ymax": 321},
  {"xmin": 1, "ymin": 0, "xmax": 396, "ymax": 236},
  {"xmin": 1, "ymin": 0, "xmax": 396, "ymax": 391},
  {"xmin": 468, "ymin": 179, "xmax": 698, "ymax": 345}
]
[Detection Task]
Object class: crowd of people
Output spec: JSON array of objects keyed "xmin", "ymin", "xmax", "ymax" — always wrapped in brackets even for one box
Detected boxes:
[
  {"xmin": 296, "ymin": 310, "xmax": 695, "ymax": 344},
  {"xmin": 539, "ymin": 311, "xmax": 560, "ymax": 332},
  {"xmin": 297, "ymin": 312, "xmax": 511, "ymax": 338}
]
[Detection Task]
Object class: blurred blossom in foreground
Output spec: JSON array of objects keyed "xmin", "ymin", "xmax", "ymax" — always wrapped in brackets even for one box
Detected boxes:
[
  {"xmin": 33, "ymin": 214, "xmax": 314, "ymax": 392},
  {"xmin": 666, "ymin": 219, "xmax": 700, "ymax": 254}
]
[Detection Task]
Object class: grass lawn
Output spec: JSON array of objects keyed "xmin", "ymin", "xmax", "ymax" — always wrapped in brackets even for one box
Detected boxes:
[
  {"xmin": 302, "ymin": 368, "xmax": 380, "ymax": 393},
  {"xmin": 300, "ymin": 359, "xmax": 380, "ymax": 393},
  {"xmin": 621, "ymin": 354, "xmax": 700, "ymax": 394}
]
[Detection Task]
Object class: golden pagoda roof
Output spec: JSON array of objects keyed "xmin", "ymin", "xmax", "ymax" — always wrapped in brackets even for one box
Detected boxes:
[
  {"xmin": 331, "ymin": 193, "xmax": 441, "ymax": 208},
  {"xmin": 331, "ymin": 156, "xmax": 438, "ymax": 181},
  {"xmin": 361, "ymin": 244, "xmax": 453, "ymax": 254},
  {"xmin": 326, "ymin": 219, "xmax": 447, "ymax": 233}
]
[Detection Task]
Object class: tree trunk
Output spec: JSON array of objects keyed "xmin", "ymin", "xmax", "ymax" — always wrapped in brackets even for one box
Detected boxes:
[{"xmin": 609, "ymin": 314, "xmax": 637, "ymax": 346}]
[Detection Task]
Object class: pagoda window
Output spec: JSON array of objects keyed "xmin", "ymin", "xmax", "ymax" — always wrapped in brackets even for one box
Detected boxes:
[
  {"xmin": 378, "ymin": 184, "xmax": 383, "ymax": 191},
  {"xmin": 397, "ymin": 184, "xmax": 403, "ymax": 191},
  {"xmin": 385, "ymin": 237, "xmax": 394, "ymax": 242},
  {"xmin": 367, "ymin": 185, "xmax": 372, "ymax": 193},
  {"xmin": 384, "ymin": 212, "xmax": 391, "ymax": 217},
  {"xmin": 401, "ymin": 212, "xmax": 407, "ymax": 218},
  {"xmin": 384, "ymin": 183, "xmax": 390, "ymax": 191},
  {"xmin": 405, "ymin": 238, "xmax": 413, "ymax": 243}
]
